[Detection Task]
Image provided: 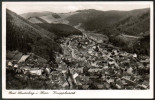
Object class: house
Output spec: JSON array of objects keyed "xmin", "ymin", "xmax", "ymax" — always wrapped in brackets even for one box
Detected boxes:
[
  {"xmin": 62, "ymin": 82, "xmax": 69, "ymax": 88},
  {"xmin": 127, "ymin": 67, "xmax": 133, "ymax": 74},
  {"xmin": 75, "ymin": 76, "xmax": 83, "ymax": 85},
  {"xmin": 77, "ymin": 67, "xmax": 83, "ymax": 73},
  {"xmin": 91, "ymin": 61, "xmax": 98, "ymax": 67},
  {"xmin": 103, "ymin": 66, "xmax": 109, "ymax": 69},
  {"xmin": 88, "ymin": 48, "xmax": 93, "ymax": 54},
  {"xmin": 119, "ymin": 52, "xmax": 129, "ymax": 57},
  {"xmin": 82, "ymin": 45, "xmax": 87, "ymax": 49},
  {"xmin": 16, "ymin": 67, "xmax": 25, "ymax": 74},
  {"xmin": 101, "ymin": 75, "xmax": 106, "ymax": 80},
  {"xmin": 121, "ymin": 80, "xmax": 128, "ymax": 85},
  {"xmin": 82, "ymin": 85, "xmax": 89, "ymax": 89},
  {"xmin": 73, "ymin": 73, "xmax": 78, "ymax": 78},
  {"xmin": 21, "ymin": 66, "xmax": 31, "ymax": 74},
  {"xmin": 88, "ymin": 68, "xmax": 102, "ymax": 73},
  {"xmin": 45, "ymin": 67, "xmax": 51, "ymax": 74},
  {"xmin": 133, "ymin": 53, "xmax": 137, "ymax": 58},
  {"xmin": 112, "ymin": 50, "xmax": 119, "ymax": 55},
  {"xmin": 140, "ymin": 59, "xmax": 149, "ymax": 63},
  {"xmin": 108, "ymin": 61, "xmax": 115, "ymax": 65},
  {"xmin": 106, "ymin": 78, "xmax": 115, "ymax": 84},
  {"xmin": 37, "ymin": 56, "xmax": 48, "ymax": 63},
  {"xmin": 103, "ymin": 82, "xmax": 110, "ymax": 89},
  {"xmin": 72, "ymin": 73, "xmax": 79, "ymax": 84},
  {"xmin": 18, "ymin": 55, "xmax": 30, "ymax": 63},
  {"xmin": 122, "ymin": 76, "xmax": 131, "ymax": 80},
  {"xmin": 14, "ymin": 64, "xmax": 18, "ymax": 68},
  {"xmin": 61, "ymin": 70, "xmax": 67, "ymax": 74},
  {"xmin": 58, "ymin": 62, "xmax": 67, "ymax": 69},
  {"xmin": 77, "ymin": 81, "xmax": 82, "ymax": 86},
  {"xmin": 81, "ymin": 76, "xmax": 90, "ymax": 83},
  {"xmin": 29, "ymin": 68, "xmax": 42, "ymax": 75},
  {"xmin": 11, "ymin": 52, "xmax": 23, "ymax": 62},
  {"xmin": 7, "ymin": 61, "xmax": 13, "ymax": 67},
  {"xmin": 116, "ymin": 84, "xmax": 121, "ymax": 89},
  {"xmin": 51, "ymin": 71, "xmax": 60, "ymax": 75},
  {"xmin": 56, "ymin": 56, "xmax": 61, "ymax": 63},
  {"xmin": 97, "ymin": 84, "xmax": 104, "ymax": 89}
]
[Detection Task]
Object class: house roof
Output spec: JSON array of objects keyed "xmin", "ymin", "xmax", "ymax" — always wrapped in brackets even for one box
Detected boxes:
[
  {"xmin": 12, "ymin": 52, "xmax": 23, "ymax": 61},
  {"xmin": 30, "ymin": 68, "xmax": 40, "ymax": 70},
  {"xmin": 37, "ymin": 57, "xmax": 48, "ymax": 63},
  {"xmin": 18, "ymin": 55, "xmax": 30, "ymax": 63},
  {"xmin": 21, "ymin": 66, "xmax": 31, "ymax": 70},
  {"xmin": 97, "ymin": 84, "xmax": 104, "ymax": 89}
]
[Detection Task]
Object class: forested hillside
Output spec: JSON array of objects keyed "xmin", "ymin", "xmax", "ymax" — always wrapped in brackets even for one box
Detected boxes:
[
  {"xmin": 20, "ymin": 8, "xmax": 150, "ymax": 55},
  {"xmin": 66, "ymin": 8, "xmax": 150, "ymax": 35},
  {"xmin": 6, "ymin": 9, "xmax": 62, "ymax": 61},
  {"xmin": 37, "ymin": 23, "xmax": 82, "ymax": 37}
]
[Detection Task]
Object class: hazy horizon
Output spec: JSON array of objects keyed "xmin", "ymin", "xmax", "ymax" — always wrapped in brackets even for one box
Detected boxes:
[{"xmin": 5, "ymin": 2, "xmax": 150, "ymax": 14}]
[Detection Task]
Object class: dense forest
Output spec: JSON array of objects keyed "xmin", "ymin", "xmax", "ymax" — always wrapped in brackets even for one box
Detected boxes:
[
  {"xmin": 37, "ymin": 23, "xmax": 82, "ymax": 38},
  {"xmin": 6, "ymin": 9, "xmax": 62, "ymax": 61}
]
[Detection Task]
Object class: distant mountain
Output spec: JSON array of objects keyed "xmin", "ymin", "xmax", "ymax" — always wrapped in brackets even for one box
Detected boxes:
[
  {"xmin": 21, "ymin": 11, "xmax": 78, "ymax": 23},
  {"xmin": 21, "ymin": 11, "xmax": 53, "ymax": 19},
  {"xmin": 21, "ymin": 8, "xmax": 150, "ymax": 36},
  {"xmin": 66, "ymin": 8, "xmax": 150, "ymax": 35},
  {"xmin": 6, "ymin": 9, "xmax": 62, "ymax": 61}
]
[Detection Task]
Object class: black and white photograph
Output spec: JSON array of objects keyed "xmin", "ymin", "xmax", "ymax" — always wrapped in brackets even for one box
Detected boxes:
[{"xmin": 2, "ymin": 1, "xmax": 154, "ymax": 99}]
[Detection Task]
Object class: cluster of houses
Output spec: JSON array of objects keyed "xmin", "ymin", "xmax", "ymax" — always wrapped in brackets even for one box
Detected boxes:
[
  {"xmin": 6, "ymin": 51, "xmax": 53, "ymax": 76},
  {"xmin": 6, "ymin": 32, "xmax": 150, "ymax": 90},
  {"xmin": 56, "ymin": 33, "xmax": 150, "ymax": 89}
]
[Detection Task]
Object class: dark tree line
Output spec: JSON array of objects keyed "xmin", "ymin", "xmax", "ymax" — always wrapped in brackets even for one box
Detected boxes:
[{"xmin": 7, "ymin": 17, "xmax": 33, "ymax": 54}]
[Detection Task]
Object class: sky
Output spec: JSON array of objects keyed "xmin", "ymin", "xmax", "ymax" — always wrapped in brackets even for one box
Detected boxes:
[{"xmin": 5, "ymin": 2, "xmax": 151, "ymax": 14}]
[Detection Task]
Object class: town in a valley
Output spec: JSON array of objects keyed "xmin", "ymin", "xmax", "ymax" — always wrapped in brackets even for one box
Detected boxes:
[{"xmin": 5, "ymin": 3, "xmax": 150, "ymax": 90}]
